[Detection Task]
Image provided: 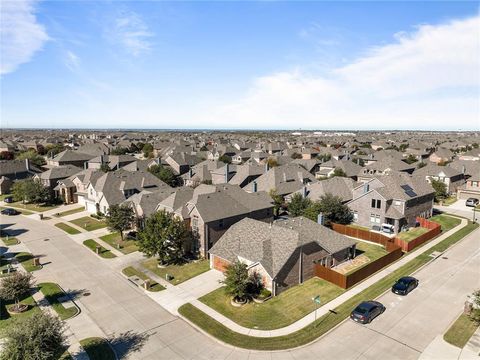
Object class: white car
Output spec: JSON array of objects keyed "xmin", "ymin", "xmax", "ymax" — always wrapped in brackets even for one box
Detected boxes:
[{"xmin": 466, "ymin": 198, "xmax": 479, "ymax": 207}]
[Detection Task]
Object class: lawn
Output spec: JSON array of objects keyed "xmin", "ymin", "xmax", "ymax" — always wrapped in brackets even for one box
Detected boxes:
[
  {"xmin": 54, "ymin": 207, "xmax": 85, "ymax": 217},
  {"xmin": 9, "ymin": 201, "xmax": 58, "ymax": 212},
  {"xmin": 179, "ymin": 221, "xmax": 479, "ymax": 350},
  {"xmin": 100, "ymin": 233, "xmax": 138, "ymax": 254},
  {"xmin": 122, "ymin": 266, "xmax": 165, "ymax": 292},
  {"xmin": 347, "ymin": 224, "xmax": 370, "ymax": 231},
  {"xmin": 200, "ymin": 278, "xmax": 345, "ymax": 330},
  {"xmin": 442, "ymin": 196, "xmax": 458, "ymax": 206},
  {"xmin": 430, "ymin": 214, "xmax": 461, "ymax": 232},
  {"xmin": 396, "ymin": 227, "xmax": 429, "ymax": 242},
  {"xmin": 38, "ymin": 282, "xmax": 79, "ymax": 320},
  {"xmin": 0, "ymin": 235, "xmax": 19, "ymax": 246},
  {"xmin": 16, "ymin": 252, "xmax": 42, "ymax": 272},
  {"xmin": 83, "ymin": 239, "xmax": 116, "ymax": 259},
  {"xmin": 70, "ymin": 216, "xmax": 107, "ymax": 232},
  {"xmin": 55, "ymin": 222, "xmax": 81, "ymax": 235},
  {"xmin": 444, "ymin": 313, "xmax": 479, "ymax": 348},
  {"xmin": 80, "ymin": 337, "xmax": 116, "ymax": 360},
  {"xmin": 343, "ymin": 241, "xmax": 389, "ymax": 275},
  {"xmin": 143, "ymin": 258, "xmax": 210, "ymax": 285},
  {"xmin": 0, "ymin": 293, "xmax": 40, "ymax": 333}
]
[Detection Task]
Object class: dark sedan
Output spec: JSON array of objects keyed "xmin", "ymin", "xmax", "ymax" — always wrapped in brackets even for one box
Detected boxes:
[
  {"xmin": 1, "ymin": 208, "xmax": 19, "ymax": 216},
  {"xmin": 392, "ymin": 276, "xmax": 418, "ymax": 295},
  {"xmin": 4, "ymin": 196, "xmax": 13, "ymax": 204},
  {"xmin": 350, "ymin": 301, "xmax": 385, "ymax": 324}
]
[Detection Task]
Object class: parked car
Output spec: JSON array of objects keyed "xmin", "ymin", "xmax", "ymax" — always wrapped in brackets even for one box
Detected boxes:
[
  {"xmin": 350, "ymin": 301, "xmax": 385, "ymax": 324},
  {"xmin": 392, "ymin": 276, "xmax": 419, "ymax": 295},
  {"xmin": 1, "ymin": 208, "xmax": 19, "ymax": 216},
  {"xmin": 466, "ymin": 198, "xmax": 479, "ymax": 207},
  {"xmin": 4, "ymin": 196, "xmax": 13, "ymax": 203}
]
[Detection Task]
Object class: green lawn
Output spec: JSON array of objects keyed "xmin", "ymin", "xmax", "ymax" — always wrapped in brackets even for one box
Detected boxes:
[
  {"xmin": 100, "ymin": 233, "xmax": 138, "ymax": 254},
  {"xmin": 80, "ymin": 337, "xmax": 116, "ymax": 360},
  {"xmin": 179, "ymin": 221, "xmax": 479, "ymax": 350},
  {"xmin": 122, "ymin": 266, "xmax": 165, "ymax": 292},
  {"xmin": 430, "ymin": 214, "xmax": 461, "ymax": 232},
  {"xmin": 200, "ymin": 278, "xmax": 344, "ymax": 330},
  {"xmin": 54, "ymin": 207, "xmax": 85, "ymax": 217},
  {"xmin": 356, "ymin": 241, "xmax": 388, "ymax": 261},
  {"xmin": 0, "ymin": 235, "xmax": 19, "ymax": 246},
  {"xmin": 444, "ymin": 313, "xmax": 479, "ymax": 348},
  {"xmin": 70, "ymin": 216, "xmax": 107, "ymax": 232},
  {"xmin": 0, "ymin": 293, "xmax": 40, "ymax": 334},
  {"xmin": 143, "ymin": 258, "xmax": 210, "ymax": 285},
  {"xmin": 83, "ymin": 239, "xmax": 116, "ymax": 259},
  {"xmin": 55, "ymin": 222, "xmax": 81, "ymax": 235},
  {"xmin": 442, "ymin": 196, "xmax": 458, "ymax": 206},
  {"xmin": 16, "ymin": 252, "xmax": 42, "ymax": 272},
  {"xmin": 9, "ymin": 201, "xmax": 58, "ymax": 212},
  {"xmin": 396, "ymin": 227, "xmax": 430, "ymax": 242},
  {"xmin": 347, "ymin": 224, "xmax": 370, "ymax": 231},
  {"xmin": 38, "ymin": 282, "xmax": 79, "ymax": 320}
]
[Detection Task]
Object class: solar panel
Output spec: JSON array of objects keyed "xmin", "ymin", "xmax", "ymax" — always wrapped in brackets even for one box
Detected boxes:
[
  {"xmin": 405, "ymin": 190, "xmax": 417, "ymax": 197},
  {"xmin": 400, "ymin": 184, "xmax": 413, "ymax": 191}
]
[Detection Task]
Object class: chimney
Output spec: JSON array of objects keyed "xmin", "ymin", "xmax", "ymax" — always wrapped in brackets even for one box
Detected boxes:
[
  {"xmin": 225, "ymin": 164, "xmax": 229, "ymax": 183},
  {"xmin": 83, "ymin": 161, "xmax": 87, "ymax": 170},
  {"xmin": 265, "ymin": 162, "xmax": 269, "ymax": 173},
  {"xmin": 252, "ymin": 180, "xmax": 257, "ymax": 193},
  {"xmin": 189, "ymin": 168, "xmax": 193, "ymax": 179},
  {"xmin": 363, "ymin": 183, "xmax": 370, "ymax": 193},
  {"xmin": 25, "ymin": 159, "xmax": 30, "ymax": 171},
  {"xmin": 302, "ymin": 186, "xmax": 307, "ymax": 198},
  {"xmin": 317, "ymin": 213, "xmax": 324, "ymax": 225}
]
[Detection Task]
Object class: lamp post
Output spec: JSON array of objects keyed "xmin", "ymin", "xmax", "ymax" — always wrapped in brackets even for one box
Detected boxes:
[{"xmin": 312, "ymin": 295, "xmax": 321, "ymax": 321}]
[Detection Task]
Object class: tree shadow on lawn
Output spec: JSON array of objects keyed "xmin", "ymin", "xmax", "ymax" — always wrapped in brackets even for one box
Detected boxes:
[
  {"xmin": 0, "ymin": 225, "xmax": 28, "ymax": 238},
  {"xmin": 108, "ymin": 330, "xmax": 152, "ymax": 359}
]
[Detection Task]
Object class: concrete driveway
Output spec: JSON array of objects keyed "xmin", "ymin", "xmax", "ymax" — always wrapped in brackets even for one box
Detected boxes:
[{"xmin": 435, "ymin": 201, "xmax": 478, "ymax": 221}]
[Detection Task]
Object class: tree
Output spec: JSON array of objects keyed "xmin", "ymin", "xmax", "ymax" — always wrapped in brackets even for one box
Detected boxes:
[
  {"xmin": 222, "ymin": 261, "xmax": 250, "ymax": 301},
  {"xmin": 11, "ymin": 178, "xmax": 51, "ymax": 204},
  {"xmin": 317, "ymin": 153, "xmax": 332, "ymax": 162},
  {"xmin": 105, "ymin": 204, "xmax": 135, "ymax": 240},
  {"xmin": 16, "ymin": 150, "xmax": 45, "ymax": 167},
  {"xmin": 266, "ymin": 157, "xmax": 278, "ymax": 168},
  {"xmin": 291, "ymin": 152, "xmax": 302, "ymax": 159},
  {"xmin": 0, "ymin": 312, "xmax": 66, "ymax": 360},
  {"xmin": 142, "ymin": 143, "xmax": 154, "ymax": 158},
  {"xmin": 331, "ymin": 168, "xmax": 347, "ymax": 177},
  {"xmin": 417, "ymin": 161, "xmax": 427, "ymax": 169},
  {"xmin": 404, "ymin": 154, "xmax": 417, "ymax": 164},
  {"xmin": 137, "ymin": 210, "xmax": 190, "ymax": 265},
  {"xmin": 269, "ymin": 189, "xmax": 283, "ymax": 216},
  {"xmin": 308, "ymin": 193, "xmax": 353, "ymax": 226},
  {"xmin": 218, "ymin": 154, "xmax": 232, "ymax": 164},
  {"xmin": 148, "ymin": 164, "xmax": 177, "ymax": 186},
  {"xmin": 354, "ymin": 157, "xmax": 365, "ymax": 166},
  {"xmin": 99, "ymin": 163, "xmax": 111, "ymax": 172},
  {"xmin": 0, "ymin": 272, "xmax": 34, "ymax": 312},
  {"xmin": 111, "ymin": 146, "xmax": 129, "ymax": 155},
  {"xmin": 288, "ymin": 193, "xmax": 312, "ymax": 217},
  {"xmin": 431, "ymin": 179, "xmax": 447, "ymax": 202},
  {"xmin": 44, "ymin": 144, "xmax": 65, "ymax": 158},
  {"xmin": 0, "ymin": 151, "xmax": 14, "ymax": 160},
  {"xmin": 469, "ymin": 290, "xmax": 480, "ymax": 325},
  {"xmin": 399, "ymin": 143, "xmax": 409, "ymax": 152}
]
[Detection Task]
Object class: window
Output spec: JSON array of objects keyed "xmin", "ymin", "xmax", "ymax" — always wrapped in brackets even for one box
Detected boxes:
[
  {"xmin": 371, "ymin": 199, "xmax": 376, "ymax": 208},
  {"xmin": 192, "ymin": 217, "xmax": 199, "ymax": 234},
  {"xmin": 370, "ymin": 214, "xmax": 376, "ymax": 223},
  {"xmin": 376, "ymin": 200, "xmax": 381, "ymax": 209},
  {"xmin": 371, "ymin": 199, "xmax": 381, "ymax": 208},
  {"xmin": 375, "ymin": 214, "xmax": 381, "ymax": 224}
]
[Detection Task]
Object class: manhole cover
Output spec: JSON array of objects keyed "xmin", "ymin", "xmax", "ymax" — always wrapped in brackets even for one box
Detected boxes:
[{"xmin": 83, "ymin": 292, "xmax": 91, "ymax": 297}]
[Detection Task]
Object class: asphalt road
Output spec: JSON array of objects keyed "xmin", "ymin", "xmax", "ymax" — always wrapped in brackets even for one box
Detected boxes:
[{"xmin": 1, "ymin": 214, "xmax": 479, "ymax": 360}]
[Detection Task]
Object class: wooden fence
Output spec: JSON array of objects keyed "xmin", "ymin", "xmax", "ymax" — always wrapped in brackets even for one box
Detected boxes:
[{"xmin": 393, "ymin": 217, "xmax": 441, "ymax": 252}]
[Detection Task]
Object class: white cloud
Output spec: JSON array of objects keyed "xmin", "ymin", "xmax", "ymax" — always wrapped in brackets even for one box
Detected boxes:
[
  {"xmin": 106, "ymin": 9, "xmax": 153, "ymax": 57},
  {"xmin": 203, "ymin": 15, "xmax": 480, "ymax": 130},
  {"xmin": 64, "ymin": 50, "xmax": 80, "ymax": 71},
  {"xmin": 0, "ymin": 0, "xmax": 49, "ymax": 75}
]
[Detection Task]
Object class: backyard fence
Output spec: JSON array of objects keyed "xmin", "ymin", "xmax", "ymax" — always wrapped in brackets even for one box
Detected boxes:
[{"xmin": 393, "ymin": 217, "xmax": 441, "ymax": 252}]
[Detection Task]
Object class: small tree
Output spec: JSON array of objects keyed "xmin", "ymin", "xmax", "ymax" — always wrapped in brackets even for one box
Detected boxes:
[
  {"xmin": 288, "ymin": 193, "xmax": 312, "ymax": 217},
  {"xmin": 311, "ymin": 193, "xmax": 353, "ymax": 225},
  {"xmin": 222, "ymin": 261, "xmax": 249, "ymax": 301},
  {"xmin": 0, "ymin": 312, "xmax": 66, "ymax": 360},
  {"xmin": 269, "ymin": 189, "xmax": 283, "ymax": 216},
  {"xmin": 137, "ymin": 210, "xmax": 190, "ymax": 265},
  {"xmin": 0, "ymin": 272, "xmax": 34, "ymax": 312},
  {"xmin": 11, "ymin": 178, "xmax": 51, "ymax": 204},
  {"xmin": 218, "ymin": 154, "xmax": 232, "ymax": 164},
  {"xmin": 148, "ymin": 164, "xmax": 177, "ymax": 186},
  {"xmin": 431, "ymin": 178, "xmax": 448, "ymax": 202},
  {"xmin": 142, "ymin": 143, "xmax": 154, "ymax": 158},
  {"xmin": 15, "ymin": 150, "xmax": 45, "ymax": 167},
  {"xmin": 99, "ymin": 163, "xmax": 111, "ymax": 172},
  {"xmin": 317, "ymin": 153, "xmax": 332, "ymax": 162},
  {"xmin": 331, "ymin": 168, "xmax": 347, "ymax": 177},
  {"xmin": 105, "ymin": 204, "xmax": 135, "ymax": 240},
  {"xmin": 469, "ymin": 290, "xmax": 480, "ymax": 325},
  {"xmin": 0, "ymin": 151, "xmax": 14, "ymax": 160},
  {"xmin": 266, "ymin": 157, "xmax": 278, "ymax": 168},
  {"xmin": 404, "ymin": 154, "xmax": 417, "ymax": 164},
  {"xmin": 291, "ymin": 152, "xmax": 302, "ymax": 159}
]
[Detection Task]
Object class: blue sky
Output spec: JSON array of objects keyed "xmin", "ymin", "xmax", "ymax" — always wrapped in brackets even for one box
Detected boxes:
[{"xmin": 1, "ymin": 1, "xmax": 479, "ymax": 130}]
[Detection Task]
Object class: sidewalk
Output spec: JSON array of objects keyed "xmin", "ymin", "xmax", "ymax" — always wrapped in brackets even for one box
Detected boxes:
[{"xmin": 185, "ymin": 217, "xmax": 468, "ymax": 337}]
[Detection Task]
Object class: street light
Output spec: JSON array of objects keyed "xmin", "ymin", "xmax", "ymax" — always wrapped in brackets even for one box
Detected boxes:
[{"xmin": 312, "ymin": 295, "xmax": 321, "ymax": 321}]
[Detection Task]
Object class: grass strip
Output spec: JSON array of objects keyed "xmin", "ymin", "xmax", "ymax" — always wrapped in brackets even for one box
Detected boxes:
[
  {"xmin": 179, "ymin": 221, "xmax": 478, "ymax": 350},
  {"xmin": 83, "ymin": 239, "xmax": 116, "ymax": 259},
  {"xmin": 38, "ymin": 282, "xmax": 79, "ymax": 320},
  {"xmin": 122, "ymin": 266, "xmax": 165, "ymax": 292},
  {"xmin": 55, "ymin": 222, "xmax": 81, "ymax": 235},
  {"xmin": 80, "ymin": 337, "xmax": 115, "ymax": 360},
  {"xmin": 444, "ymin": 313, "xmax": 479, "ymax": 348}
]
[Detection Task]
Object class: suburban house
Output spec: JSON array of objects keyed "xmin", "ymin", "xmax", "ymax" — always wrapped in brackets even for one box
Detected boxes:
[
  {"xmin": 429, "ymin": 148, "xmax": 455, "ymax": 164},
  {"xmin": 164, "ymin": 152, "xmax": 201, "ymax": 175},
  {"xmin": 54, "ymin": 169, "xmax": 103, "ymax": 205},
  {"xmin": 182, "ymin": 184, "xmax": 274, "ymax": 257},
  {"xmin": 413, "ymin": 164, "xmax": 465, "ymax": 195},
  {"xmin": 80, "ymin": 169, "xmax": 172, "ymax": 214},
  {"xmin": 0, "ymin": 159, "xmax": 41, "ymax": 194},
  {"xmin": 288, "ymin": 176, "xmax": 358, "ymax": 203},
  {"xmin": 209, "ymin": 217, "xmax": 357, "ymax": 295},
  {"xmin": 87, "ymin": 154, "xmax": 137, "ymax": 170},
  {"xmin": 36, "ymin": 165, "xmax": 82, "ymax": 192},
  {"xmin": 357, "ymin": 157, "xmax": 416, "ymax": 182},
  {"xmin": 456, "ymin": 176, "xmax": 480, "ymax": 201},
  {"xmin": 125, "ymin": 188, "xmax": 176, "ymax": 223},
  {"xmin": 315, "ymin": 159, "xmax": 362, "ymax": 180},
  {"xmin": 46, "ymin": 150, "xmax": 94, "ymax": 167},
  {"xmin": 458, "ymin": 149, "xmax": 480, "ymax": 161},
  {"xmin": 228, "ymin": 163, "xmax": 265, "ymax": 188},
  {"xmin": 347, "ymin": 173, "xmax": 435, "ymax": 233}
]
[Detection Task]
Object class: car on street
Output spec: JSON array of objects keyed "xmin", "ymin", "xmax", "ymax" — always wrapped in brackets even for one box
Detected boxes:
[
  {"xmin": 350, "ymin": 301, "xmax": 385, "ymax": 324},
  {"xmin": 466, "ymin": 198, "xmax": 479, "ymax": 207},
  {"xmin": 392, "ymin": 276, "xmax": 419, "ymax": 295},
  {"xmin": 1, "ymin": 208, "xmax": 19, "ymax": 216},
  {"xmin": 3, "ymin": 196, "xmax": 13, "ymax": 203}
]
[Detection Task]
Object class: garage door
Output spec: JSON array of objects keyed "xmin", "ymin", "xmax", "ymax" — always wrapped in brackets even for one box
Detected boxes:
[{"xmin": 85, "ymin": 201, "xmax": 97, "ymax": 214}]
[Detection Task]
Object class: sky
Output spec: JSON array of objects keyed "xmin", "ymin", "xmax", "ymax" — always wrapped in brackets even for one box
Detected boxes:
[{"xmin": 1, "ymin": 1, "xmax": 479, "ymax": 131}]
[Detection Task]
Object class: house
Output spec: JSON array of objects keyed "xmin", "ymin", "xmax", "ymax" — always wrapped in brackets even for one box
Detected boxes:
[
  {"xmin": 164, "ymin": 152, "xmax": 201, "ymax": 175},
  {"xmin": 413, "ymin": 164, "xmax": 465, "ymax": 195},
  {"xmin": 316, "ymin": 159, "xmax": 362, "ymax": 180},
  {"xmin": 228, "ymin": 164, "xmax": 265, "ymax": 188},
  {"xmin": 347, "ymin": 172, "xmax": 435, "ymax": 233},
  {"xmin": 458, "ymin": 149, "xmax": 480, "ymax": 161},
  {"xmin": 81, "ymin": 169, "xmax": 172, "ymax": 214},
  {"xmin": 0, "ymin": 160, "xmax": 41, "ymax": 194},
  {"xmin": 456, "ymin": 176, "xmax": 480, "ymax": 201},
  {"xmin": 36, "ymin": 165, "xmax": 82, "ymax": 192},
  {"xmin": 429, "ymin": 148, "xmax": 454, "ymax": 164},
  {"xmin": 76, "ymin": 143, "xmax": 112, "ymax": 156},
  {"xmin": 288, "ymin": 177, "xmax": 358, "ymax": 203},
  {"xmin": 54, "ymin": 169, "xmax": 103, "ymax": 204},
  {"xmin": 209, "ymin": 217, "xmax": 357, "ymax": 295},
  {"xmin": 182, "ymin": 184, "xmax": 274, "ymax": 257},
  {"xmin": 125, "ymin": 188, "xmax": 176, "ymax": 223},
  {"xmin": 357, "ymin": 157, "xmax": 415, "ymax": 182},
  {"xmin": 87, "ymin": 154, "xmax": 136, "ymax": 170},
  {"xmin": 46, "ymin": 150, "xmax": 94, "ymax": 168}
]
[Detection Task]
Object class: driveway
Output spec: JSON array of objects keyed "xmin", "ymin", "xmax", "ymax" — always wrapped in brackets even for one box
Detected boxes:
[{"xmin": 435, "ymin": 201, "xmax": 478, "ymax": 221}]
